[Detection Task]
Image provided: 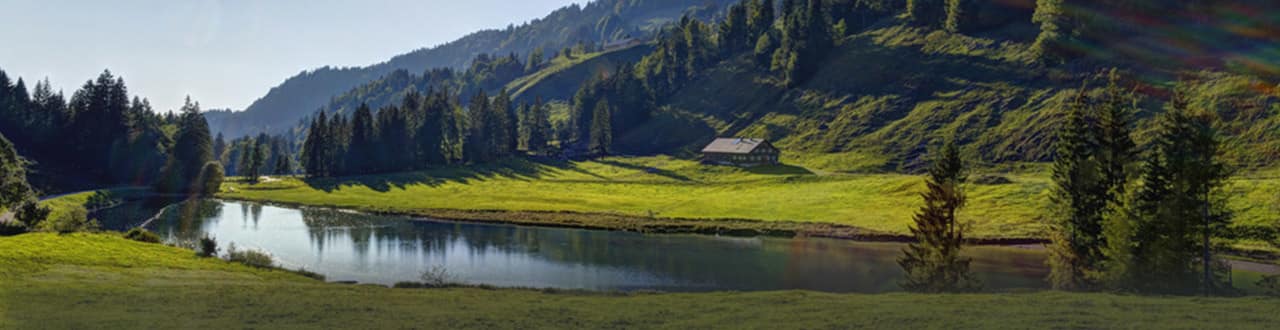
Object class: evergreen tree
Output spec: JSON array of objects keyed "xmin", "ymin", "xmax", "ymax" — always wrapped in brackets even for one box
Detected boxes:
[
  {"xmin": 525, "ymin": 48, "xmax": 545, "ymax": 72},
  {"xmin": 1047, "ymin": 84, "xmax": 1107, "ymax": 290},
  {"xmin": 416, "ymin": 91, "xmax": 450, "ymax": 166},
  {"xmin": 348, "ymin": 103, "xmax": 376, "ymax": 174},
  {"xmin": 156, "ymin": 97, "xmax": 215, "ymax": 195},
  {"xmin": 719, "ymin": 3, "xmax": 751, "ymax": 56},
  {"xmin": 747, "ymin": 0, "xmax": 775, "ymax": 42},
  {"xmin": 212, "ymin": 133, "xmax": 228, "ymax": 169},
  {"xmin": 1103, "ymin": 86, "xmax": 1233, "ymax": 294},
  {"xmin": 525, "ymin": 98, "xmax": 551, "ymax": 154},
  {"xmin": 899, "ymin": 141, "xmax": 979, "ymax": 293},
  {"xmin": 465, "ymin": 90, "xmax": 494, "ymax": 162},
  {"xmin": 1097, "ymin": 70, "xmax": 1137, "ymax": 199},
  {"xmin": 754, "ymin": 32, "xmax": 778, "ymax": 68},
  {"xmin": 588, "ymin": 99, "xmax": 613, "ymax": 156},
  {"xmin": 303, "ymin": 112, "xmax": 329, "ymax": 177},
  {"xmin": 493, "ymin": 88, "xmax": 518, "ymax": 156}
]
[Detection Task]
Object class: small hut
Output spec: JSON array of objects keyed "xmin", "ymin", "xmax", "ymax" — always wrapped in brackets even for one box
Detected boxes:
[{"xmin": 700, "ymin": 138, "xmax": 780, "ymax": 166}]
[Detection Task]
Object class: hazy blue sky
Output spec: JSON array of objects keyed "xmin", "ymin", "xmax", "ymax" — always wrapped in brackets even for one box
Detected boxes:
[{"xmin": 0, "ymin": 0, "xmax": 583, "ymax": 112}]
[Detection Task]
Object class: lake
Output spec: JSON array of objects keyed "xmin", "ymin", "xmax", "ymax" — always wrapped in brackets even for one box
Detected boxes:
[{"xmin": 98, "ymin": 199, "xmax": 1052, "ymax": 292}]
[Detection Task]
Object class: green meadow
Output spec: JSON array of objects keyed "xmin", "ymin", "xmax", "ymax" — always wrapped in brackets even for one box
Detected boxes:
[
  {"xmin": 2, "ymin": 233, "xmax": 1277, "ymax": 329},
  {"xmin": 218, "ymin": 156, "xmax": 1280, "ymax": 242}
]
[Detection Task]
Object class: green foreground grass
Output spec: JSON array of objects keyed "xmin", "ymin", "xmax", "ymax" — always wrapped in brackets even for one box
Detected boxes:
[
  {"xmin": 219, "ymin": 156, "xmax": 1280, "ymax": 241},
  {"xmin": 1, "ymin": 233, "xmax": 1277, "ymax": 328}
]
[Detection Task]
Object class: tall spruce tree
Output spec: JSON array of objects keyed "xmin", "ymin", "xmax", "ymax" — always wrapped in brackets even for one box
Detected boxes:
[
  {"xmin": 526, "ymin": 98, "xmax": 550, "ymax": 154},
  {"xmin": 588, "ymin": 99, "xmax": 613, "ymax": 156},
  {"xmin": 1047, "ymin": 84, "xmax": 1107, "ymax": 290},
  {"xmin": 348, "ymin": 103, "xmax": 376, "ymax": 174},
  {"xmin": 899, "ymin": 141, "xmax": 979, "ymax": 293},
  {"xmin": 303, "ymin": 112, "xmax": 328, "ymax": 177},
  {"xmin": 156, "ymin": 97, "xmax": 216, "ymax": 195},
  {"xmin": 1103, "ymin": 86, "xmax": 1232, "ymax": 294}
]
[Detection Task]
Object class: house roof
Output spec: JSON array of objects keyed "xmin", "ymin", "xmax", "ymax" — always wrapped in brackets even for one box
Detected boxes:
[{"xmin": 701, "ymin": 138, "xmax": 772, "ymax": 154}]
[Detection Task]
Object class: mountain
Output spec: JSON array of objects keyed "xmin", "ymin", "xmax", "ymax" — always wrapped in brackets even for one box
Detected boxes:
[
  {"xmin": 289, "ymin": 0, "xmax": 1280, "ymax": 173},
  {"xmin": 208, "ymin": 0, "xmax": 737, "ymax": 138}
]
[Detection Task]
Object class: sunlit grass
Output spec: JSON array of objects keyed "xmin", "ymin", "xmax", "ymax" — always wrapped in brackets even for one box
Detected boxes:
[{"xmin": 2, "ymin": 233, "xmax": 1277, "ymax": 328}]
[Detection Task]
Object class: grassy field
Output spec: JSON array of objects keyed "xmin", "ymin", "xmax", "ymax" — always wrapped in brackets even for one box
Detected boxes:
[
  {"xmin": 0, "ymin": 233, "xmax": 1276, "ymax": 328},
  {"xmin": 220, "ymin": 156, "xmax": 1055, "ymax": 239},
  {"xmin": 218, "ymin": 156, "xmax": 1280, "ymax": 242}
]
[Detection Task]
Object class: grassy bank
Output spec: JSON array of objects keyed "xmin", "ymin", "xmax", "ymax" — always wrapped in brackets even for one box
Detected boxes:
[
  {"xmin": 1, "ymin": 233, "xmax": 1277, "ymax": 328},
  {"xmin": 218, "ymin": 156, "xmax": 1280, "ymax": 243}
]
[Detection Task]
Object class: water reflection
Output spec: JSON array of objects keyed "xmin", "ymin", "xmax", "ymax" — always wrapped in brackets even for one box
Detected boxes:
[{"xmin": 101, "ymin": 199, "xmax": 1051, "ymax": 292}]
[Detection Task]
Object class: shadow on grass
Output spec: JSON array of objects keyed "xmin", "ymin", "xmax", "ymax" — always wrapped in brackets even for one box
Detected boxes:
[
  {"xmin": 594, "ymin": 159, "xmax": 694, "ymax": 182},
  {"xmin": 745, "ymin": 164, "xmax": 815, "ymax": 176},
  {"xmin": 301, "ymin": 158, "xmax": 606, "ymax": 193}
]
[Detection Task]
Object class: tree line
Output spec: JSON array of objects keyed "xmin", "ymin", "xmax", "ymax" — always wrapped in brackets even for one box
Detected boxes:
[
  {"xmin": 299, "ymin": 88, "xmax": 559, "ymax": 178},
  {"xmin": 898, "ymin": 70, "xmax": 1239, "ymax": 295},
  {"xmin": 0, "ymin": 69, "xmax": 221, "ymax": 233}
]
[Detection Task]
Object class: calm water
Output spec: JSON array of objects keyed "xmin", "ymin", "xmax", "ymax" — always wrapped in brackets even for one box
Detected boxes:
[{"xmin": 97, "ymin": 199, "xmax": 1051, "ymax": 292}]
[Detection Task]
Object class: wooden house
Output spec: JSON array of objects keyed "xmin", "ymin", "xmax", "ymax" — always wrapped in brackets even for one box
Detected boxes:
[{"xmin": 700, "ymin": 138, "xmax": 780, "ymax": 166}]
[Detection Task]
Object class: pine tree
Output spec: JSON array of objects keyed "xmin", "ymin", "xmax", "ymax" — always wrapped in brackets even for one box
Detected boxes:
[
  {"xmin": 899, "ymin": 141, "xmax": 979, "ymax": 293},
  {"xmin": 465, "ymin": 90, "xmax": 493, "ymax": 163},
  {"xmin": 1047, "ymin": 84, "xmax": 1107, "ymax": 290},
  {"xmin": 719, "ymin": 3, "xmax": 751, "ymax": 56},
  {"xmin": 156, "ymin": 97, "xmax": 215, "ymax": 195},
  {"xmin": 747, "ymin": 0, "xmax": 775, "ymax": 42},
  {"xmin": 348, "ymin": 103, "xmax": 376, "ymax": 174},
  {"xmin": 303, "ymin": 112, "xmax": 329, "ymax": 177},
  {"xmin": 588, "ymin": 99, "xmax": 613, "ymax": 156},
  {"xmin": 492, "ymin": 88, "xmax": 518, "ymax": 156},
  {"xmin": 526, "ymin": 98, "xmax": 551, "ymax": 155},
  {"xmin": 1104, "ymin": 86, "xmax": 1233, "ymax": 294},
  {"xmin": 416, "ymin": 91, "xmax": 449, "ymax": 166}
]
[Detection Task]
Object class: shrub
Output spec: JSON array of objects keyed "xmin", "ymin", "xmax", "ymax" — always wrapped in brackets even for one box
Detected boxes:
[
  {"xmin": 45, "ymin": 208, "xmax": 100, "ymax": 234},
  {"xmin": 1260, "ymin": 275, "xmax": 1280, "ymax": 297},
  {"xmin": 290, "ymin": 268, "xmax": 326, "ymax": 281},
  {"xmin": 226, "ymin": 243, "xmax": 275, "ymax": 268},
  {"xmin": 199, "ymin": 162, "xmax": 224, "ymax": 196},
  {"xmin": 419, "ymin": 265, "xmax": 458, "ymax": 287},
  {"xmin": 197, "ymin": 235, "xmax": 218, "ymax": 257},
  {"xmin": 123, "ymin": 228, "xmax": 162, "ymax": 243}
]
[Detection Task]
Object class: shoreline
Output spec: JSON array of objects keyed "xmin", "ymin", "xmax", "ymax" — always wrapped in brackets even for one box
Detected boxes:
[{"xmin": 217, "ymin": 195, "xmax": 1052, "ymax": 245}]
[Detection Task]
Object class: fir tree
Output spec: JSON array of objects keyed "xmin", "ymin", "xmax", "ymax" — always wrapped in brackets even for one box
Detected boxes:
[
  {"xmin": 588, "ymin": 99, "xmax": 613, "ymax": 156},
  {"xmin": 156, "ymin": 97, "xmax": 215, "ymax": 195},
  {"xmin": 526, "ymin": 98, "xmax": 550, "ymax": 154},
  {"xmin": 899, "ymin": 141, "xmax": 979, "ymax": 293},
  {"xmin": 1047, "ymin": 83, "xmax": 1107, "ymax": 290},
  {"xmin": 303, "ymin": 112, "xmax": 329, "ymax": 177}
]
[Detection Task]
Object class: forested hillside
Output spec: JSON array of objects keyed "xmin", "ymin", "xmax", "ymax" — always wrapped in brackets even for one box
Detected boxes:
[
  {"xmin": 207, "ymin": 0, "xmax": 735, "ymax": 138},
  {"xmin": 297, "ymin": 0, "xmax": 1280, "ymax": 174}
]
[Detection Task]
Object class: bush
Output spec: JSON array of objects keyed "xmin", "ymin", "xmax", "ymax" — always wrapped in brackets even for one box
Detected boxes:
[
  {"xmin": 290, "ymin": 268, "xmax": 326, "ymax": 281},
  {"xmin": 124, "ymin": 228, "xmax": 162, "ymax": 243},
  {"xmin": 45, "ymin": 208, "xmax": 100, "ymax": 234},
  {"xmin": 197, "ymin": 235, "xmax": 218, "ymax": 257},
  {"xmin": 419, "ymin": 265, "xmax": 458, "ymax": 287},
  {"xmin": 199, "ymin": 162, "xmax": 224, "ymax": 196},
  {"xmin": 1260, "ymin": 275, "xmax": 1280, "ymax": 297},
  {"xmin": 226, "ymin": 243, "xmax": 275, "ymax": 269}
]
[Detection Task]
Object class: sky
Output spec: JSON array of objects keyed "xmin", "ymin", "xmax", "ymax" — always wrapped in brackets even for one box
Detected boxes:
[{"xmin": 0, "ymin": 0, "xmax": 584, "ymax": 112}]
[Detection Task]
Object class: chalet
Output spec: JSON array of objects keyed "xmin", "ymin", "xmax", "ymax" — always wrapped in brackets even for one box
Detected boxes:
[{"xmin": 700, "ymin": 138, "xmax": 780, "ymax": 166}]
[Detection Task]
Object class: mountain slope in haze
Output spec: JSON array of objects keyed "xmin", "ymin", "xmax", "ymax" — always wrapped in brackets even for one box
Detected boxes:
[{"xmin": 209, "ymin": 0, "xmax": 736, "ymax": 138}]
